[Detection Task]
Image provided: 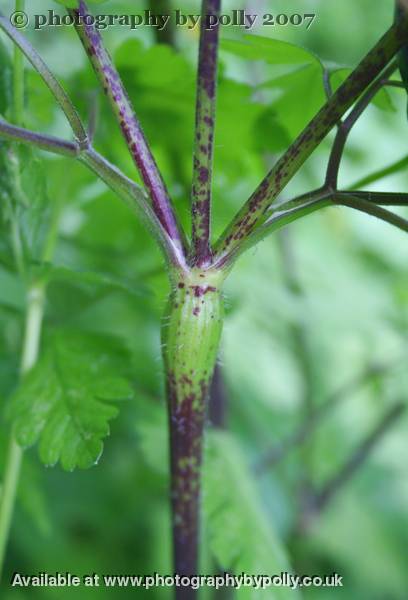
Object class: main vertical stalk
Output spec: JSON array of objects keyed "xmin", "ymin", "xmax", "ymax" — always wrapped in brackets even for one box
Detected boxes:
[{"xmin": 162, "ymin": 268, "xmax": 224, "ymax": 595}]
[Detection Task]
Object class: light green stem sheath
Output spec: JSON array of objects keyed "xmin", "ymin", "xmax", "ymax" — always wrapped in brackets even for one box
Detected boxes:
[{"xmin": 162, "ymin": 268, "xmax": 224, "ymax": 585}]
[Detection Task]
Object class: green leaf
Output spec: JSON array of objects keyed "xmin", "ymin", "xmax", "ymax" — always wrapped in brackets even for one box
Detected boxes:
[
  {"xmin": 0, "ymin": 142, "xmax": 52, "ymax": 263},
  {"xmin": 330, "ymin": 68, "xmax": 396, "ymax": 112},
  {"xmin": 253, "ymin": 107, "xmax": 292, "ymax": 154},
  {"xmin": 9, "ymin": 331, "xmax": 133, "ymax": 471},
  {"xmin": 32, "ymin": 262, "xmax": 149, "ymax": 298},
  {"xmin": 204, "ymin": 431, "xmax": 299, "ymax": 600},
  {"xmin": 261, "ymin": 65, "xmax": 325, "ymax": 139},
  {"xmin": 221, "ymin": 35, "xmax": 321, "ymax": 68},
  {"xmin": 18, "ymin": 146, "xmax": 52, "ymax": 259}
]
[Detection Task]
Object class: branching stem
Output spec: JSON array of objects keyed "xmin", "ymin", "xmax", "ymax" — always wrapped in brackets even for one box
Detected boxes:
[
  {"xmin": 0, "ymin": 13, "xmax": 87, "ymax": 144},
  {"xmin": 213, "ymin": 16, "xmax": 408, "ymax": 264},
  {"xmin": 325, "ymin": 61, "xmax": 397, "ymax": 188},
  {"xmin": 69, "ymin": 1, "xmax": 186, "ymax": 262},
  {"xmin": 313, "ymin": 401, "xmax": 405, "ymax": 514},
  {"xmin": 336, "ymin": 193, "xmax": 408, "ymax": 233}
]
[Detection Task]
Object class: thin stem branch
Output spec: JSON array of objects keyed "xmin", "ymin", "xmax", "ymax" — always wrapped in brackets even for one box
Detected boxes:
[
  {"xmin": 0, "ymin": 438, "xmax": 22, "ymax": 578},
  {"xmin": 0, "ymin": 14, "xmax": 87, "ymax": 144},
  {"xmin": 325, "ymin": 61, "xmax": 397, "ymax": 188},
  {"xmin": 213, "ymin": 16, "xmax": 408, "ymax": 265},
  {"xmin": 86, "ymin": 92, "xmax": 99, "ymax": 143},
  {"xmin": 8, "ymin": 0, "xmax": 26, "ymax": 278},
  {"xmin": 0, "ymin": 119, "xmax": 80, "ymax": 157},
  {"xmin": 149, "ymin": 0, "xmax": 177, "ymax": 47},
  {"xmin": 383, "ymin": 79, "xmax": 405, "ymax": 88},
  {"xmin": 255, "ymin": 361, "xmax": 391, "ymax": 474},
  {"xmin": 335, "ymin": 193, "xmax": 408, "ymax": 233},
  {"xmin": 313, "ymin": 401, "xmax": 405, "ymax": 513},
  {"xmin": 349, "ymin": 154, "xmax": 408, "ymax": 189},
  {"xmin": 215, "ymin": 193, "xmax": 330, "ymax": 269},
  {"xmin": 79, "ymin": 148, "xmax": 182, "ymax": 264},
  {"xmin": 285, "ymin": 188, "xmax": 408, "ymax": 209},
  {"xmin": 221, "ymin": 185, "xmax": 408, "ymax": 266},
  {"xmin": 0, "ymin": 12, "xmax": 48, "ymax": 571},
  {"xmin": 339, "ymin": 190, "xmax": 408, "ymax": 205},
  {"xmin": 12, "ymin": 0, "xmax": 24, "ymax": 126},
  {"xmin": 0, "ymin": 118, "xmax": 184, "ymax": 265},
  {"xmin": 191, "ymin": 0, "xmax": 221, "ymax": 266},
  {"xmin": 322, "ymin": 68, "xmax": 334, "ymax": 100},
  {"xmin": 69, "ymin": 1, "xmax": 186, "ymax": 262}
]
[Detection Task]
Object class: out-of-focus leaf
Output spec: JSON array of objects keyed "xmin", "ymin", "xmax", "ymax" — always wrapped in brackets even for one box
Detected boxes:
[
  {"xmin": 32, "ymin": 262, "xmax": 150, "ymax": 298},
  {"xmin": 204, "ymin": 431, "xmax": 298, "ymax": 599},
  {"xmin": 261, "ymin": 64, "xmax": 325, "ymax": 139},
  {"xmin": 0, "ymin": 142, "xmax": 52, "ymax": 263},
  {"xmin": 253, "ymin": 107, "xmax": 292, "ymax": 154},
  {"xmin": 0, "ymin": 37, "xmax": 12, "ymax": 116},
  {"xmin": 9, "ymin": 330, "xmax": 133, "ymax": 471},
  {"xmin": 330, "ymin": 68, "xmax": 396, "ymax": 112},
  {"xmin": 221, "ymin": 35, "xmax": 321, "ymax": 68},
  {"xmin": 18, "ymin": 146, "xmax": 52, "ymax": 259}
]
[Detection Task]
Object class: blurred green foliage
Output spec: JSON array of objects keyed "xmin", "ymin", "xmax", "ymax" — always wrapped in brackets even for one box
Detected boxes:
[{"xmin": 0, "ymin": 0, "xmax": 407, "ymax": 599}]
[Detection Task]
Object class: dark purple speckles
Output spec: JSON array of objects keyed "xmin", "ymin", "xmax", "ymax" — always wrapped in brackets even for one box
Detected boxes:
[
  {"xmin": 189, "ymin": 285, "xmax": 217, "ymax": 298},
  {"xmin": 73, "ymin": 1, "xmax": 184, "ymax": 253},
  {"xmin": 190, "ymin": 0, "xmax": 221, "ymax": 264},
  {"xmin": 198, "ymin": 167, "xmax": 209, "ymax": 184},
  {"xmin": 203, "ymin": 115, "xmax": 214, "ymax": 127}
]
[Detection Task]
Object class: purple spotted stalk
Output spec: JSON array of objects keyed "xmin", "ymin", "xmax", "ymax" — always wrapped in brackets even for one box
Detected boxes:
[
  {"xmin": 191, "ymin": 0, "xmax": 220, "ymax": 266},
  {"xmin": 2, "ymin": 2, "xmax": 408, "ymax": 596},
  {"xmin": 68, "ymin": 1, "xmax": 187, "ymax": 268}
]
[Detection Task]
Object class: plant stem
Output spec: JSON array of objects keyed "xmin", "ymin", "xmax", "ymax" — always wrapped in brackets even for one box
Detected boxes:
[
  {"xmin": 339, "ymin": 190, "xmax": 408, "ymax": 205},
  {"xmin": 0, "ymin": 440, "xmax": 22, "ymax": 577},
  {"xmin": 12, "ymin": 0, "xmax": 24, "ymax": 126},
  {"xmin": 255, "ymin": 361, "xmax": 391, "ymax": 473},
  {"xmin": 0, "ymin": 201, "xmax": 61, "ymax": 576},
  {"xmin": 149, "ymin": 0, "xmax": 177, "ymax": 46},
  {"xmin": 0, "ymin": 119, "xmax": 80, "ymax": 157},
  {"xmin": 8, "ymin": 0, "xmax": 26, "ymax": 278},
  {"xmin": 214, "ymin": 16, "xmax": 408, "ymax": 263},
  {"xmin": 191, "ymin": 0, "xmax": 221, "ymax": 266},
  {"xmin": 69, "ymin": 1, "xmax": 186, "ymax": 259},
  {"xmin": 0, "ymin": 9, "xmax": 58, "ymax": 572},
  {"xmin": 0, "ymin": 13, "xmax": 87, "ymax": 144},
  {"xmin": 214, "ymin": 196, "xmax": 331, "ymax": 268},
  {"xmin": 325, "ymin": 61, "xmax": 397, "ymax": 188},
  {"xmin": 349, "ymin": 154, "xmax": 408, "ymax": 189},
  {"xmin": 336, "ymin": 193, "xmax": 408, "ymax": 233},
  {"xmin": 162, "ymin": 269, "xmax": 224, "ymax": 593},
  {"xmin": 0, "ymin": 117, "xmax": 185, "ymax": 266},
  {"xmin": 0, "ymin": 282, "xmax": 45, "ymax": 578},
  {"xmin": 312, "ymin": 401, "xmax": 405, "ymax": 514},
  {"xmin": 79, "ymin": 148, "xmax": 183, "ymax": 267}
]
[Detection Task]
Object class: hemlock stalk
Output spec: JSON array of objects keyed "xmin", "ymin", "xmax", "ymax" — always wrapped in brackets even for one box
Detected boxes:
[{"xmin": 162, "ymin": 268, "xmax": 224, "ymax": 583}]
